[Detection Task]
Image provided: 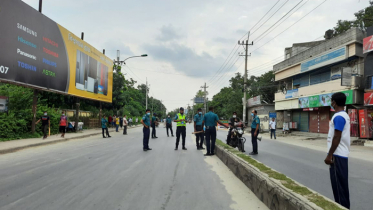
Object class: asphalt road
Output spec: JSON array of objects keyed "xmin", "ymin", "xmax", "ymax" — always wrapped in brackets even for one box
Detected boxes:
[
  {"xmin": 216, "ymin": 128, "xmax": 373, "ymax": 210},
  {"xmin": 0, "ymin": 125, "xmax": 267, "ymax": 210}
]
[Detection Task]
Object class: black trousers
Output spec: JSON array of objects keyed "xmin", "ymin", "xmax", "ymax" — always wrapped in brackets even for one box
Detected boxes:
[
  {"xmin": 151, "ymin": 124, "xmax": 156, "ymax": 137},
  {"xmin": 123, "ymin": 125, "xmax": 127, "ymax": 134},
  {"xmin": 143, "ymin": 127, "xmax": 150, "ymax": 149},
  {"xmin": 195, "ymin": 125, "xmax": 204, "ymax": 148},
  {"xmin": 175, "ymin": 126, "xmax": 186, "ymax": 148},
  {"xmin": 166, "ymin": 123, "xmax": 173, "ymax": 136},
  {"xmin": 102, "ymin": 127, "xmax": 110, "ymax": 137},
  {"xmin": 330, "ymin": 155, "xmax": 350, "ymax": 209},
  {"xmin": 251, "ymin": 128, "xmax": 259, "ymax": 153},
  {"xmin": 42, "ymin": 125, "xmax": 48, "ymax": 138},
  {"xmin": 227, "ymin": 128, "xmax": 233, "ymax": 144},
  {"xmin": 205, "ymin": 127, "xmax": 216, "ymax": 154}
]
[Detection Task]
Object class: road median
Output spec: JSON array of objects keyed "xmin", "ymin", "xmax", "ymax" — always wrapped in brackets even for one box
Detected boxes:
[{"xmin": 214, "ymin": 139, "xmax": 347, "ymax": 210}]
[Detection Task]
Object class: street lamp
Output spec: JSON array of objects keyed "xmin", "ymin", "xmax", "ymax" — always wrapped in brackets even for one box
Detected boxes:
[{"xmin": 114, "ymin": 52, "xmax": 148, "ymax": 66}]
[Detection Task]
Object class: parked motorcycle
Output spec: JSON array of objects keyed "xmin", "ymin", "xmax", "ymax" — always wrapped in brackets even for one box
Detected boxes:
[{"xmin": 227, "ymin": 122, "xmax": 246, "ymax": 152}]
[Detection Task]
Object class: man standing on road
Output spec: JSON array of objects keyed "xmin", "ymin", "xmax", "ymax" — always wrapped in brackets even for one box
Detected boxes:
[
  {"xmin": 269, "ymin": 118, "xmax": 276, "ymax": 139},
  {"xmin": 151, "ymin": 113, "xmax": 158, "ymax": 138},
  {"xmin": 250, "ymin": 110, "xmax": 260, "ymax": 155},
  {"xmin": 135, "ymin": 117, "xmax": 138, "ymax": 125},
  {"xmin": 194, "ymin": 108, "xmax": 205, "ymax": 150},
  {"xmin": 101, "ymin": 115, "xmax": 111, "ymax": 138},
  {"xmin": 203, "ymin": 107, "xmax": 228, "ymax": 156},
  {"xmin": 120, "ymin": 116, "xmax": 123, "ymax": 129},
  {"xmin": 174, "ymin": 107, "xmax": 188, "ymax": 150},
  {"xmin": 115, "ymin": 116, "xmax": 120, "ymax": 132},
  {"xmin": 166, "ymin": 114, "xmax": 174, "ymax": 137},
  {"xmin": 141, "ymin": 109, "xmax": 152, "ymax": 151},
  {"xmin": 227, "ymin": 111, "xmax": 241, "ymax": 145},
  {"xmin": 129, "ymin": 117, "xmax": 133, "ymax": 127},
  {"xmin": 36, "ymin": 111, "xmax": 50, "ymax": 139},
  {"xmin": 123, "ymin": 115, "xmax": 128, "ymax": 135},
  {"xmin": 59, "ymin": 111, "xmax": 68, "ymax": 138},
  {"xmin": 324, "ymin": 92, "xmax": 350, "ymax": 209}
]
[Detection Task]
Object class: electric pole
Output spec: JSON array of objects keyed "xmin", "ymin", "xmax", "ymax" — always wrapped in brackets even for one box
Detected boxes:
[
  {"xmin": 238, "ymin": 32, "xmax": 253, "ymax": 125},
  {"xmin": 201, "ymin": 83, "xmax": 208, "ymax": 113}
]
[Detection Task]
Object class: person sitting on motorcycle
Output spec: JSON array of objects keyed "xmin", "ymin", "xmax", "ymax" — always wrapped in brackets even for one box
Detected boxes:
[{"xmin": 227, "ymin": 111, "xmax": 242, "ymax": 145}]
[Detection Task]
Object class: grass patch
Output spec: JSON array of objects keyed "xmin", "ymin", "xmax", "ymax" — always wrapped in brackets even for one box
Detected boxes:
[{"xmin": 215, "ymin": 139, "xmax": 345, "ymax": 210}]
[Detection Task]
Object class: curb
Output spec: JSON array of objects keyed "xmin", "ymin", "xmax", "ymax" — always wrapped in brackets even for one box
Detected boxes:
[
  {"xmin": 0, "ymin": 126, "xmax": 141, "ymax": 155},
  {"xmin": 214, "ymin": 143, "xmax": 348, "ymax": 210}
]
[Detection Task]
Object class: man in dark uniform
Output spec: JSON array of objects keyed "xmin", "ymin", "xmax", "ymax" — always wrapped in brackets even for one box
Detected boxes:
[
  {"xmin": 166, "ymin": 114, "xmax": 174, "ymax": 137},
  {"xmin": 151, "ymin": 113, "xmax": 158, "ymax": 139},
  {"xmin": 174, "ymin": 107, "xmax": 188, "ymax": 150},
  {"xmin": 227, "ymin": 111, "xmax": 242, "ymax": 145},
  {"xmin": 250, "ymin": 110, "xmax": 260, "ymax": 155},
  {"xmin": 203, "ymin": 107, "xmax": 228, "ymax": 156},
  {"xmin": 194, "ymin": 108, "xmax": 205, "ymax": 150},
  {"xmin": 36, "ymin": 111, "xmax": 50, "ymax": 139},
  {"xmin": 141, "ymin": 109, "xmax": 152, "ymax": 151}
]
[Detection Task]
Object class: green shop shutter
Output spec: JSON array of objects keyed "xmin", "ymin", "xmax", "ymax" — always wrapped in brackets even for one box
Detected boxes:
[
  {"xmin": 300, "ymin": 111, "xmax": 309, "ymax": 132},
  {"xmin": 292, "ymin": 111, "xmax": 301, "ymax": 130}
]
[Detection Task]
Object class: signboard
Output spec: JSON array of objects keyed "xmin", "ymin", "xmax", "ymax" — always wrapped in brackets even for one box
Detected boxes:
[
  {"xmin": 298, "ymin": 90, "xmax": 353, "ymax": 108},
  {"xmin": 301, "ymin": 47, "xmax": 347, "ymax": 73},
  {"xmin": 247, "ymin": 96, "xmax": 261, "ymax": 107},
  {"xmin": 363, "ymin": 35, "xmax": 373, "ymax": 54},
  {"xmin": 359, "ymin": 109, "xmax": 368, "ymax": 138},
  {"xmin": 364, "ymin": 92, "xmax": 373, "ymax": 105},
  {"xmin": 0, "ymin": 0, "xmax": 113, "ymax": 102},
  {"xmin": 341, "ymin": 67, "xmax": 352, "ymax": 86},
  {"xmin": 348, "ymin": 109, "xmax": 359, "ymax": 137},
  {"xmin": 194, "ymin": 97, "xmax": 204, "ymax": 104},
  {"xmin": 285, "ymin": 89, "xmax": 298, "ymax": 99}
]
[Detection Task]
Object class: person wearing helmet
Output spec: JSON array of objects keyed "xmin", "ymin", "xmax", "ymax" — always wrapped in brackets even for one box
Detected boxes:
[
  {"xmin": 227, "ymin": 111, "xmax": 242, "ymax": 145},
  {"xmin": 174, "ymin": 107, "xmax": 188, "ymax": 150}
]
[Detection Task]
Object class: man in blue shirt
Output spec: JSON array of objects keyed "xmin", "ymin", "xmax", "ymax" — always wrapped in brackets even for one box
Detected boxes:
[
  {"xmin": 141, "ymin": 109, "xmax": 152, "ymax": 151},
  {"xmin": 166, "ymin": 114, "xmax": 174, "ymax": 137},
  {"xmin": 203, "ymin": 106, "xmax": 228, "ymax": 156},
  {"xmin": 101, "ymin": 115, "xmax": 111, "ymax": 138},
  {"xmin": 194, "ymin": 108, "xmax": 205, "ymax": 150},
  {"xmin": 151, "ymin": 113, "xmax": 158, "ymax": 139},
  {"xmin": 250, "ymin": 110, "xmax": 260, "ymax": 155}
]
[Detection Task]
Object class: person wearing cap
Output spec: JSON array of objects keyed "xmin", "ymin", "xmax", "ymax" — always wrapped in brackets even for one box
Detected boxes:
[
  {"xmin": 36, "ymin": 111, "xmax": 50, "ymax": 139},
  {"xmin": 174, "ymin": 107, "xmax": 188, "ymax": 150},
  {"xmin": 194, "ymin": 108, "xmax": 205, "ymax": 150},
  {"xmin": 141, "ymin": 109, "xmax": 152, "ymax": 151},
  {"xmin": 166, "ymin": 114, "xmax": 174, "ymax": 137},
  {"xmin": 203, "ymin": 106, "xmax": 228, "ymax": 156},
  {"xmin": 151, "ymin": 113, "xmax": 158, "ymax": 139}
]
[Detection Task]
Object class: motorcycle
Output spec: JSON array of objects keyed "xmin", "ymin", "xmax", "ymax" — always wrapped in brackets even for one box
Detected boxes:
[{"xmin": 227, "ymin": 122, "xmax": 246, "ymax": 152}]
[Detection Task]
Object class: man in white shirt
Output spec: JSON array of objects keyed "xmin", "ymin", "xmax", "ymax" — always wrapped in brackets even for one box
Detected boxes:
[
  {"xmin": 123, "ymin": 115, "xmax": 128, "ymax": 135},
  {"xmin": 324, "ymin": 92, "xmax": 350, "ymax": 209},
  {"xmin": 269, "ymin": 118, "xmax": 276, "ymax": 139}
]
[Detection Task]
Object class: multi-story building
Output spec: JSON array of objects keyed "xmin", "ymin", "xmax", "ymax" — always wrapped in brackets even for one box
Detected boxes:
[{"xmin": 273, "ymin": 28, "xmax": 365, "ymax": 134}]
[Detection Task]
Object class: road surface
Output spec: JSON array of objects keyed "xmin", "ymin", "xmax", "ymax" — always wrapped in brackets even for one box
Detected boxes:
[{"xmin": 0, "ymin": 124, "xmax": 267, "ymax": 210}]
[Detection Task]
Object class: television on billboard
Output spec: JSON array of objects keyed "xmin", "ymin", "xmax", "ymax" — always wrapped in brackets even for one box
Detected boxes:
[{"xmin": 0, "ymin": 0, "xmax": 113, "ymax": 102}]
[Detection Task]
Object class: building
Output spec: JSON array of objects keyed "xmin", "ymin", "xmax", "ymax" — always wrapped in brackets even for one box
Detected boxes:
[
  {"xmin": 273, "ymin": 28, "xmax": 365, "ymax": 134},
  {"xmin": 247, "ymin": 96, "xmax": 275, "ymax": 132}
]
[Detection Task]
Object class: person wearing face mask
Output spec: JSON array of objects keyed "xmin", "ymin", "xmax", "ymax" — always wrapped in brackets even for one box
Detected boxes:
[
  {"xmin": 166, "ymin": 114, "xmax": 174, "ymax": 137},
  {"xmin": 174, "ymin": 107, "xmax": 188, "ymax": 150},
  {"xmin": 101, "ymin": 115, "xmax": 111, "ymax": 138},
  {"xmin": 250, "ymin": 110, "xmax": 260, "ymax": 155},
  {"xmin": 194, "ymin": 108, "xmax": 205, "ymax": 150},
  {"xmin": 59, "ymin": 111, "xmax": 68, "ymax": 138},
  {"xmin": 141, "ymin": 109, "xmax": 152, "ymax": 151},
  {"xmin": 227, "ymin": 111, "xmax": 242, "ymax": 145},
  {"xmin": 36, "ymin": 111, "xmax": 50, "ymax": 139}
]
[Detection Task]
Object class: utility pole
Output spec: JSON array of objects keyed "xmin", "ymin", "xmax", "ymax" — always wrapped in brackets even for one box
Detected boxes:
[
  {"xmin": 238, "ymin": 32, "xmax": 253, "ymax": 125},
  {"xmin": 146, "ymin": 78, "xmax": 148, "ymax": 109},
  {"xmin": 201, "ymin": 83, "xmax": 208, "ymax": 113}
]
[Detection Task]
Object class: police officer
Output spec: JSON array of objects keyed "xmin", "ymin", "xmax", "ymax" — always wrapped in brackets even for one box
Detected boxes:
[
  {"xmin": 250, "ymin": 110, "xmax": 260, "ymax": 155},
  {"xmin": 227, "ymin": 111, "xmax": 242, "ymax": 145},
  {"xmin": 141, "ymin": 109, "xmax": 152, "ymax": 151},
  {"xmin": 174, "ymin": 107, "xmax": 187, "ymax": 150},
  {"xmin": 203, "ymin": 106, "xmax": 228, "ymax": 156},
  {"xmin": 151, "ymin": 113, "xmax": 158, "ymax": 139},
  {"xmin": 166, "ymin": 114, "xmax": 174, "ymax": 137},
  {"xmin": 194, "ymin": 108, "xmax": 205, "ymax": 150}
]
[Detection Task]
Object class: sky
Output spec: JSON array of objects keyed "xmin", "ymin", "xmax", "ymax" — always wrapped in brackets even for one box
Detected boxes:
[{"xmin": 23, "ymin": 0, "xmax": 370, "ymax": 112}]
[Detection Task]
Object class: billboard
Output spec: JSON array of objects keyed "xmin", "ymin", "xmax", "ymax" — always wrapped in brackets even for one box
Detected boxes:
[
  {"xmin": 285, "ymin": 89, "xmax": 298, "ymax": 99},
  {"xmin": 363, "ymin": 35, "xmax": 373, "ymax": 54},
  {"xmin": 247, "ymin": 96, "xmax": 261, "ymax": 107},
  {"xmin": 298, "ymin": 90, "xmax": 353, "ymax": 108},
  {"xmin": 0, "ymin": 0, "xmax": 113, "ymax": 102},
  {"xmin": 194, "ymin": 97, "xmax": 205, "ymax": 104},
  {"xmin": 301, "ymin": 47, "xmax": 347, "ymax": 73}
]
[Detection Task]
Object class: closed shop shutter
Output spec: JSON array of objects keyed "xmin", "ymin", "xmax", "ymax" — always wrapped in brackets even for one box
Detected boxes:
[
  {"xmin": 319, "ymin": 107, "xmax": 330, "ymax": 134},
  {"xmin": 292, "ymin": 111, "xmax": 301, "ymax": 130},
  {"xmin": 276, "ymin": 111, "xmax": 284, "ymax": 129},
  {"xmin": 300, "ymin": 111, "xmax": 309, "ymax": 132},
  {"xmin": 309, "ymin": 111, "xmax": 318, "ymax": 133}
]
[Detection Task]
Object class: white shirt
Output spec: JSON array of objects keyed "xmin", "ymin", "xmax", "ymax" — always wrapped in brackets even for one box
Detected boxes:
[
  {"xmin": 327, "ymin": 111, "xmax": 350, "ymax": 158},
  {"xmin": 123, "ymin": 118, "xmax": 128, "ymax": 126},
  {"xmin": 269, "ymin": 121, "xmax": 276, "ymax": 129}
]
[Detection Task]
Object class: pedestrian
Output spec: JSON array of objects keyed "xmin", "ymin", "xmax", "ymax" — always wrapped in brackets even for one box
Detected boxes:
[
  {"xmin": 269, "ymin": 118, "xmax": 276, "ymax": 139},
  {"xmin": 36, "ymin": 111, "xmax": 50, "ymax": 139},
  {"xmin": 123, "ymin": 115, "xmax": 128, "ymax": 135},
  {"xmin": 115, "ymin": 116, "xmax": 120, "ymax": 132},
  {"xmin": 135, "ymin": 117, "xmax": 138, "ymax": 125},
  {"xmin": 59, "ymin": 111, "xmax": 68, "ymax": 138},
  {"xmin": 324, "ymin": 92, "xmax": 350, "ymax": 209},
  {"xmin": 227, "ymin": 111, "xmax": 242, "ymax": 145},
  {"xmin": 112, "ymin": 115, "xmax": 116, "ymax": 127},
  {"xmin": 108, "ymin": 115, "xmax": 112, "ymax": 127},
  {"xmin": 194, "ymin": 108, "xmax": 205, "ymax": 150},
  {"xmin": 166, "ymin": 114, "xmax": 174, "ymax": 137},
  {"xmin": 141, "ymin": 109, "xmax": 152, "ymax": 151},
  {"xmin": 174, "ymin": 107, "xmax": 188, "ymax": 150},
  {"xmin": 250, "ymin": 110, "xmax": 260, "ymax": 155},
  {"xmin": 202, "ymin": 107, "xmax": 228, "ymax": 156},
  {"xmin": 129, "ymin": 118, "xmax": 133, "ymax": 127},
  {"xmin": 151, "ymin": 113, "xmax": 158, "ymax": 139},
  {"xmin": 120, "ymin": 116, "xmax": 123, "ymax": 129},
  {"xmin": 101, "ymin": 115, "xmax": 111, "ymax": 138}
]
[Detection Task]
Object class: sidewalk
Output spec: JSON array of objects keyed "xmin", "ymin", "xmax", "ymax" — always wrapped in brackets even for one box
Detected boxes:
[{"xmin": 0, "ymin": 125, "xmax": 141, "ymax": 155}]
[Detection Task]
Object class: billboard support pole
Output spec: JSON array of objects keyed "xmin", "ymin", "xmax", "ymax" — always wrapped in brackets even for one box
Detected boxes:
[
  {"xmin": 74, "ymin": 32, "xmax": 84, "ymax": 132},
  {"xmin": 31, "ymin": 90, "xmax": 38, "ymax": 133},
  {"xmin": 38, "ymin": 0, "xmax": 42, "ymax": 13}
]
